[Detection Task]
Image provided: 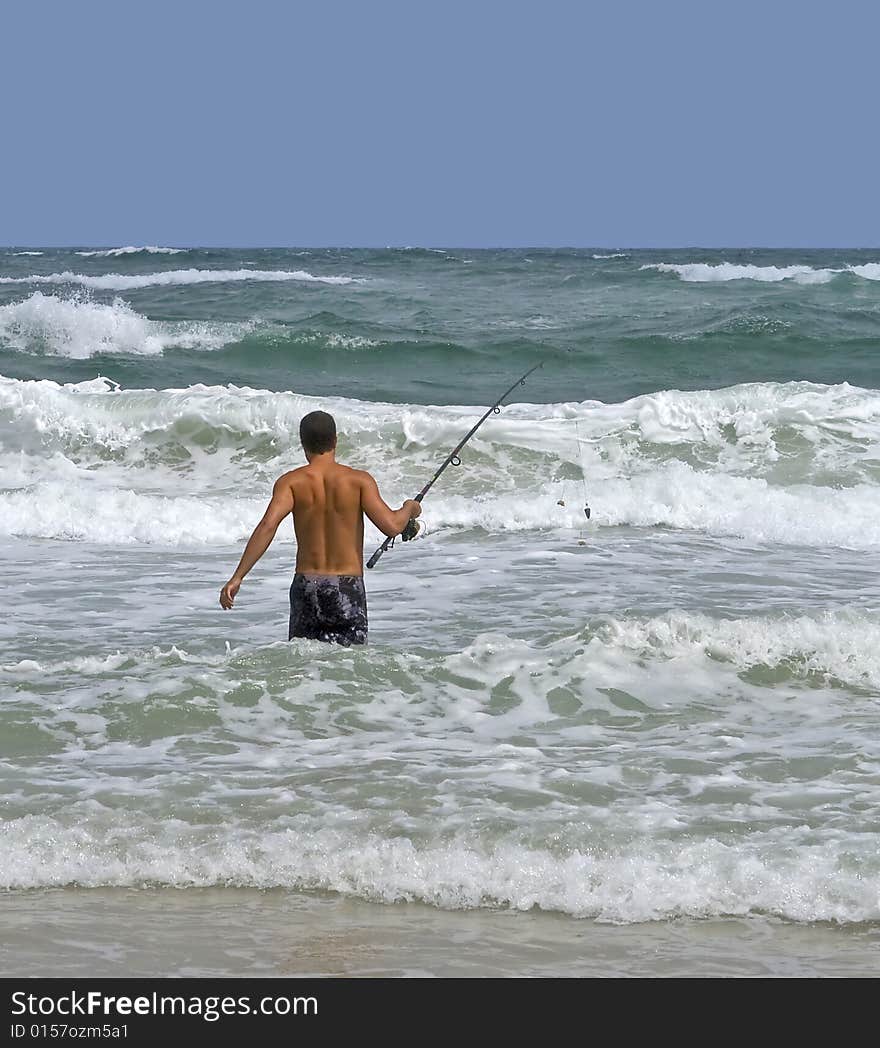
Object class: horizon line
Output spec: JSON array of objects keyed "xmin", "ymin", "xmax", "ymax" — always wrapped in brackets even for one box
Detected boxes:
[{"xmin": 3, "ymin": 244, "xmax": 880, "ymax": 251}]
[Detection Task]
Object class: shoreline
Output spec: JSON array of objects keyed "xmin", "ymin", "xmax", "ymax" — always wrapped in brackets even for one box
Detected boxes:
[{"xmin": 2, "ymin": 888, "xmax": 877, "ymax": 978}]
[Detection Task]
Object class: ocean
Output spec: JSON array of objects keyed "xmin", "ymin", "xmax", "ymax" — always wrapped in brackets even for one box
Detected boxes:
[{"xmin": 1, "ymin": 247, "xmax": 879, "ymax": 976}]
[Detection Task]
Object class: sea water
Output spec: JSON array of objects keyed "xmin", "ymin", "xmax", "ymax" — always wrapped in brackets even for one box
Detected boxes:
[{"xmin": 1, "ymin": 247, "xmax": 879, "ymax": 975}]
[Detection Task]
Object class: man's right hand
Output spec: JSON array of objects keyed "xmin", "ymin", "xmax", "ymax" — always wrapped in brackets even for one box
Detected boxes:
[
  {"xmin": 403, "ymin": 500, "xmax": 422, "ymax": 518},
  {"xmin": 220, "ymin": 577, "xmax": 241, "ymax": 610}
]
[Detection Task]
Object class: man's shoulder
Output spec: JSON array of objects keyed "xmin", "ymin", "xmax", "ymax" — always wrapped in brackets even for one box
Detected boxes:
[
  {"xmin": 275, "ymin": 464, "xmax": 373, "ymax": 489},
  {"xmin": 275, "ymin": 466, "xmax": 308, "ymax": 488},
  {"xmin": 339, "ymin": 465, "xmax": 374, "ymax": 485}
]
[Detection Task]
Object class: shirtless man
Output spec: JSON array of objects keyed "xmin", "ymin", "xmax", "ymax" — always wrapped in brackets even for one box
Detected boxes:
[{"xmin": 219, "ymin": 410, "xmax": 420, "ymax": 645}]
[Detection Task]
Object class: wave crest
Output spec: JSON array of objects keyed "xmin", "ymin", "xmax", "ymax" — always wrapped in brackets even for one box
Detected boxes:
[
  {"xmin": 642, "ymin": 262, "xmax": 880, "ymax": 283},
  {"xmin": 75, "ymin": 246, "xmax": 187, "ymax": 257},
  {"xmin": 0, "ymin": 268, "xmax": 362, "ymax": 290},
  {"xmin": 4, "ymin": 377, "xmax": 880, "ymax": 547},
  {"xmin": 0, "ymin": 809, "xmax": 875, "ymax": 922},
  {"xmin": 0, "ymin": 293, "xmax": 246, "ymax": 358}
]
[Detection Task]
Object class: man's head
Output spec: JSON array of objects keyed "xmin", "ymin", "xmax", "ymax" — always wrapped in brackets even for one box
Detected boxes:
[{"xmin": 299, "ymin": 410, "xmax": 337, "ymax": 456}]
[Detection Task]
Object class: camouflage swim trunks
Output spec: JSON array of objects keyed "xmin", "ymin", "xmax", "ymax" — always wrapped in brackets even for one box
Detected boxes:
[{"xmin": 288, "ymin": 573, "xmax": 368, "ymax": 646}]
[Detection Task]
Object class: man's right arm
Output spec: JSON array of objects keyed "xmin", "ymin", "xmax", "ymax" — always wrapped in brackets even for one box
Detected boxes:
[
  {"xmin": 219, "ymin": 474, "xmax": 295, "ymax": 609},
  {"xmin": 359, "ymin": 472, "xmax": 421, "ymax": 537}
]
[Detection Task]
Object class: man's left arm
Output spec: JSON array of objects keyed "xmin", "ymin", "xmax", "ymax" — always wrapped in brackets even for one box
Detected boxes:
[{"xmin": 220, "ymin": 476, "xmax": 294, "ymax": 610}]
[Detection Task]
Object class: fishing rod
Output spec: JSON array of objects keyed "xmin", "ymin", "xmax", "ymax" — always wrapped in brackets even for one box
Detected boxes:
[{"xmin": 366, "ymin": 362, "xmax": 543, "ymax": 570}]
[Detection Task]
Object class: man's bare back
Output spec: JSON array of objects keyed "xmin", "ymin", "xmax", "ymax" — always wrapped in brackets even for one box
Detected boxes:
[
  {"xmin": 285, "ymin": 460, "xmax": 367, "ymax": 575},
  {"xmin": 219, "ymin": 410, "xmax": 419, "ymax": 644}
]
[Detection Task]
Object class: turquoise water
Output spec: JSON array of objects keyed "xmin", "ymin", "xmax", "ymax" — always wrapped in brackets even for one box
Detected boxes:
[
  {"xmin": 1, "ymin": 248, "xmax": 880, "ymax": 971},
  {"xmin": 3, "ymin": 247, "xmax": 880, "ymax": 401}
]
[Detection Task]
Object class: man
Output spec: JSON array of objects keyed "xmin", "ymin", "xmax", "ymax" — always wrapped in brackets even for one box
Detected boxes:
[{"xmin": 219, "ymin": 410, "xmax": 420, "ymax": 646}]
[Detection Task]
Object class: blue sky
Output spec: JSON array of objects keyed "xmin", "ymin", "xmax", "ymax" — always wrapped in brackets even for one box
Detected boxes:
[{"xmin": 2, "ymin": 0, "xmax": 877, "ymax": 246}]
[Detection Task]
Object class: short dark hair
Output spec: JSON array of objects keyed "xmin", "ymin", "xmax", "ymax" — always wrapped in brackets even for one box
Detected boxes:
[{"xmin": 299, "ymin": 410, "xmax": 337, "ymax": 454}]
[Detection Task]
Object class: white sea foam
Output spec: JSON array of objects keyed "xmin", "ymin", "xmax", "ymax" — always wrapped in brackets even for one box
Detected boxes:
[
  {"xmin": 75, "ymin": 246, "xmax": 187, "ymax": 257},
  {"xmin": 4, "ymin": 377, "xmax": 880, "ymax": 547},
  {"xmin": 436, "ymin": 473, "xmax": 880, "ymax": 548},
  {"xmin": 0, "ymin": 484, "xmax": 260, "ymax": 544},
  {"xmin": 849, "ymin": 263, "xmax": 880, "ymax": 280},
  {"xmin": 592, "ymin": 253, "xmax": 628, "ymax": 259},
  {"xmin": 11, "ymin": 251, "xmax": 44, "ymax": 256},
  {"xmin": 5, "ymin": 608, "xmax": 878, "ymax": 691},
  {"xmin": 293, "ymin": 331, "xmax": 380, "ymax": 349},
  {"xmin": 577, "ymin": 608, "xmax": 880, "ymax": 690},
  {"xmin": 0, "ymin": 293, "xmax": 246, "ymax": 357},
  {"xmin": 642, "ymin": 262, "xmax": 880, "ymax": 283},
  {"xmin": 0, "ymin": 268, "xmax": 362, "ymax": 290},
  {"xmin": 0, "ymin": 293, "xmax": 162, "ymax": 357},
  {"xmin": 0, "ymin": 815, "xmax": 875, "ymax": 923},
  {"xmin": 2, "ymin": 611, "xmax": 878, "ymax": 922},
  {"xmin": 24, "ymin": 371, "xmax": 880, "ymax": 467},
  {"xmin": 3, "ymin": 455, "xmax": 880, "ymax": 549},
  {"xmin": 0, "ymin": 645, "xmax": 198, "ymax": 678}
]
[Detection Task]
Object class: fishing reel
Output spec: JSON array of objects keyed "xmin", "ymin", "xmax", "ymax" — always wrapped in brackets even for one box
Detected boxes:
[{"xmin": 401, "ymin": 517, "xmax": 428, "ymax": 541}]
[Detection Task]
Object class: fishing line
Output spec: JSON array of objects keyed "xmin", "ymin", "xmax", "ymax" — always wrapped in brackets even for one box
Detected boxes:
[
  {"xmin": 575, "ymin": 418, "xmax": 591, "ymax": 523},
  {"xmin": 557, "ymin": 416, "xmax": 592, "ymax": 544}
]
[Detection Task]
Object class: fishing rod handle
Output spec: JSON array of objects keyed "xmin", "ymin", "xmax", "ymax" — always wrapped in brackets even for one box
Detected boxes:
[{"xmin": 366, "ymin": 539, "xmax": 390, "ymax": 569}]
